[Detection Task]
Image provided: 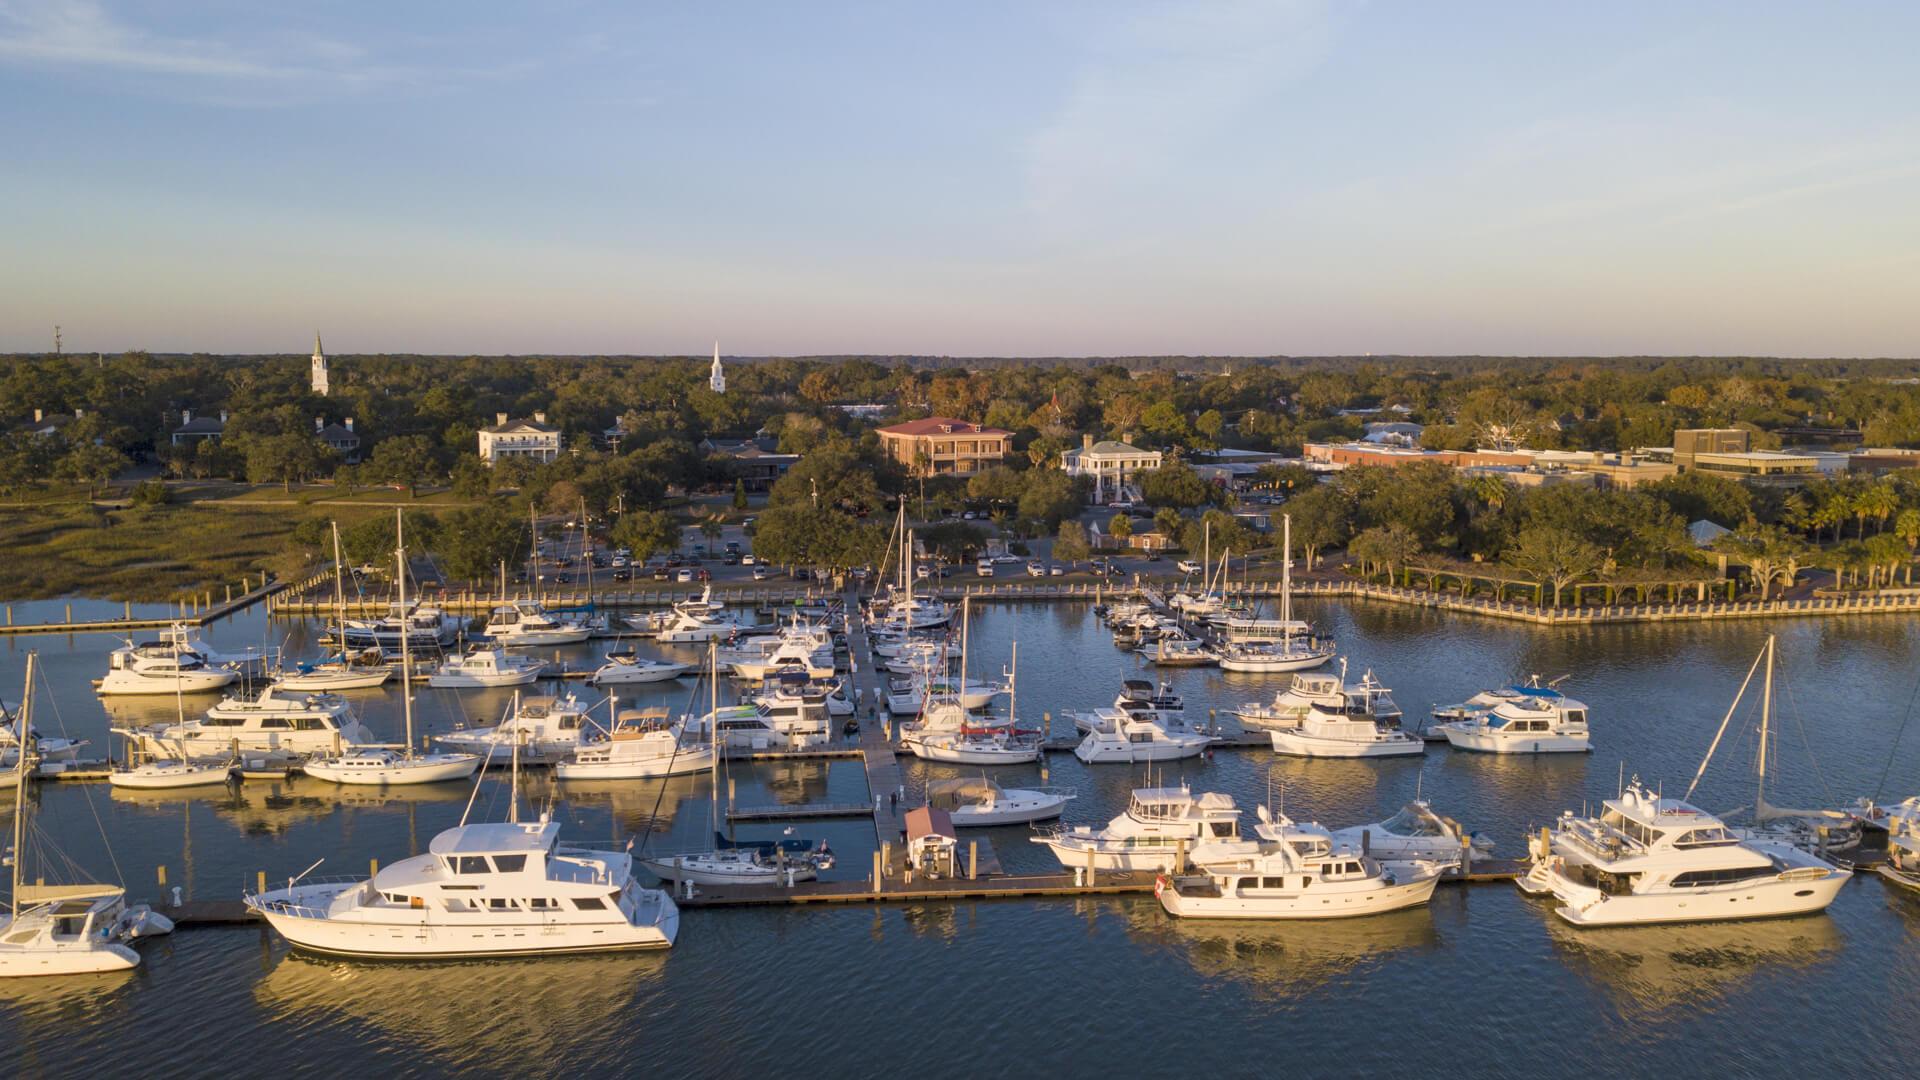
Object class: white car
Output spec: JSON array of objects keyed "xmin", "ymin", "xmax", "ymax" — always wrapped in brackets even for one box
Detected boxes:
[
  {"xmin": 1050, "ymin": 566, "xmax": 1065, "ymax": 576},
  {"xmin": 976, "ymin": 561, "xmax": 993, "ymax": 577},
  {"xmin": 675, "ymin": 568, "xmax": 694, "ymax": 583},
  {"xmin": 741, "ymin": 554, "xmax": 755, "ymax": 565},
  {"xmin": 1107, "ymin": 499, "xmax": 1135, "ymax": 510},
  {"xmin": 752, "ymin": 566, "xmax": 769, "ymax": 580},
  {"xmin": 993, "ymin": 554, "xmax": 1020, "ymax": 564},
  {"xmin": 1026, "ymin": 562, "xmax": 1045, "ymax": 578},
  {"xmin": 916, "ymin": 564, "xmax": 934, "ymax": 580},
  {"xmin": 1176, "ymin": 560, "xmax": 1202, "ymax": 574}
]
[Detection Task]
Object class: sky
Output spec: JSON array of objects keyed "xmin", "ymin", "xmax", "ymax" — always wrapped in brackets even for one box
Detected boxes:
[{"xmin": 1, "ymin": 1, "xmax": 1917, "ymax": 358}]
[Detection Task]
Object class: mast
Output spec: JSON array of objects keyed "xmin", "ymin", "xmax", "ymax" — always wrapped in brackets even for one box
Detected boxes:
[
  {"xmin": 581, "ymin": 497, "xmax": 593, "ymax": 598},
  {"xmin": 1009, "ymin": 641, "xmax": 1017, "ymax": 727},
  {"xmin": 959, "ymin": 595, "xmax": 970, "ymax": 698},
  {"xmin": 329, "ymin": 520, "xmax": 347, "ymax": 661},
  {"xmin": 397, "ymin": 509, "xmax": 414, "ymax": 761},
  {"xmin": 708, "ymin": 638, "xmax": 721, "ymax": 838},
  {"xmin": 1758, "ymin": 633, "xmax": 1774, "ymax": 811},
  {"xmin": 9, "ymin": 654, "xmax": 33, "ymax": 916},
  {"xmin": 530, "ymin": 503, "xmax": 541, "ymax": 602},
  {"xmin": 1281, "ymin": 514, "xmax": 1294, "ymax": 631}
]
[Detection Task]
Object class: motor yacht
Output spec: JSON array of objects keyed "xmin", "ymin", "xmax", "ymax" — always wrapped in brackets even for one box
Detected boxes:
[
  {"xmin": 1431, "ymin": 678, "xmax": 1591, "ymax": 753},
  {"xmin": 246, "ymin": 814, "xmax": 678, "ymax": 956},
  {"xmin": 1236, "ymin": 665, "xmax": 1401, "ymax": 732},
  {"xmin": 1073, "ymin": 709, "xmax": 1212, "ymax": 763},
  {"xmin": 590, "ymin": 652, "xmax": 693, "ymax": 686},
  {"xmin": 0, "ymin": 705, "xmax": 89, "ymax": 763},
  {"xmin": 437, "ymin": 694, "xmax": 598, "ymax": 765},
  {"xmin": 1325, "ymin": 800, "xmax": 1493, "ymax": 873},
  {"xmin": 555, "ymin": 708, "xmax": 715, "ymax": 780},
  {"xmin": 1034, "ymin": 786, "xmax": 1257, "ymax": 872},
  {"xmin": 1113, "ymin": 678, "xmax": 1185, "ymax": 725},
  {"xmin": 134, "ymin": 686, "xmax": 372, "ymax": 759},
  {"xmin": 1516, "ymin": 781, "xmax": 1850, "ymax": 926},
  {"xmin": 1876, "ymin": 797, "xmax": 1920, "ymax": 892},
  {"xmin": 157, "ymin": 623, "xmax": 267, "ymax": 679},
  {"xmin": 719, "ymin": 623, "xmax": 836, "ymax": 682},
  {"xmin": 483, "ymin": 601, "xmax": 591, "ymax": 647},
  {"xmin": 1156, "ymin": 807, "xmax": 1442, "ymax": 920},
  {"xmin": 1268, "ymin": 684, "xmax": 1422, "ymax": 758},
  {"xmin": 97, "ymin": 638, "xmax": 238, "ymax": 696},
  {"xmin": 686, "ymin": 694, "xmax": 831, "ymax": 752},
  {"xmin": 926, "ymin": 777, "xmax": 1073, "ymax": 826},
  {"xmin": 428, "ymin": 647, "xmax": 545, "ymax": 688},
  {"xmin": 337, "ymin": 604, "xmax": 464, "ymax": 650}
]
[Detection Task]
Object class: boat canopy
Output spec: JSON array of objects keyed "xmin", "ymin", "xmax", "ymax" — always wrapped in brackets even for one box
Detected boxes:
[{"xmin": 927, "ymin": 778, "xmax": 998, "ymax": 809}]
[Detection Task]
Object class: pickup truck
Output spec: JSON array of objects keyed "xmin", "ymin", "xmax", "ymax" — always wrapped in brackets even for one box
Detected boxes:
[{"xmin": 1176, "ymin": 560, "xmax": 1203, "ymax": 574}]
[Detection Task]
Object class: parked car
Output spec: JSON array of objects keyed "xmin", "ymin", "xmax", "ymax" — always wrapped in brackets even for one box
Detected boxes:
[
  {"xmin": 1049, "ymin": 566, "xmax": 1065, "ymax": 576},
  {"xmin": 915, "ymin": 564, "xmax": 934, "ymax": 580},
  {"xmin": 961, "ymin": 510, "xmax": 976, "ymax": 520},
  {"xmin": 752, "ymin": 566, "xmax": 770, "ymax": 581},
  {"xmin": 724, "ymin": 553, "xmax": 741, "ymax": 565},
  {"xmin": 725, "ymin": 541, "xmax": 742, "ymax": 553},
  {"xmin": 1026, "ymin": 561, "xmax": 1045, "ymax": 578},
  {"xmin": 977, "ymin": 560, "xmax": 993, "ymax": 577},
  {"xmin": 611, "ymin": 568, "xmax": 631, "ymax": 582},
  {"xmin": 792, "ymin": 568, "xmax": 810, "ymax": 581},
  {"xmin": 1176, "ymin": 560, "xmax": 1202, "ymax": 574},
  {"xmin": 741, "ymin": 555, "xmax": 756, "ymax": 565},
  {"xmin": 652, "ymin": 566, "xmax": 670, "ymax": 581},
  {"xmin": 675, "ymin": 568, "xmax": 694, "ymax": 583},
  {"xmin": 1107, "ymin": 499, "xmax": 1135, "ymax": 510}
]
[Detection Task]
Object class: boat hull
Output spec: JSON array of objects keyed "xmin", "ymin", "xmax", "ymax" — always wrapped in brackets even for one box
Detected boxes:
[
  {"xmin": 951, "ymin": 794, "xmax": 1070, "ymax": 826},
  {"xmin": 108, "ymin": 764, "xmax": 231, "ymax": 789},
  {"xmin": 490, "ymin": 629, "xmax": 592, "ymax": 647},
  {"xmin": 903, "ymin": 737, "xmax": 1040, "ymax": 765},
  {"xmin": 0, "ymin": 941, "xmax": 140, "ymax": 976},
  {"xmin": 278, "ymin": 670, "xmax": 393, "ymax": 691},
  {"xmin": 590, "ymin": 664, "xmax": 691, "ymax": 685},
  {"xmin": 1154, "ymin": 871, "xmax": 1439, "ymax": 919},
  {"xmin": 1269, "ymin": 731, "xmax": 1424, "ymax": 758},
  {"xmin": 427, "ymin": 670, "xmax": 542, "ymax": 688},
  {"xmin": 1540, "ymin": 861, "xmax": 1850, "ymax": 926},
  {"xmin": 1437, "ymin": 725, "xmax": 1590, "ymax": 754},
  {"xmin": 1217, "ymin": 652, "xmax": 1333, "ymax": 674},
  {"xmin": 302, "ymin": 755, "xmax": 481, "ymax": 785},
  {"xmin": 1074, "ymin": 738, "xmax": 1209, "ymax": 764},
  {"xmin": 554, "ymin": 748, "xmax": 716, "ymax": 780},
  {"xmin": 96, "ymin": 670, "xmax": 237, "ymax": 696},
  {"xmin": 252, "ymin": 903, "xmax": 676, "ymax": 957}
]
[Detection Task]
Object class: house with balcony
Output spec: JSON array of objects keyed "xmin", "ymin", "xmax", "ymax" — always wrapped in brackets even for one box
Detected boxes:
[
  {"xmin": 478, "ymin": 412, "xmax": 562, "ymax": 466},
  {"xmin": 876, "ymin": 417, "xmax": 1011, "ymax": 477}
]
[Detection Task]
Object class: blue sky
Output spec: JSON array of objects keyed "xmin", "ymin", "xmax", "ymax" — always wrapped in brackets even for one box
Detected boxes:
[{"xmin": 2, "ymin": 1, "xmax": 1916, "ymax": 357}]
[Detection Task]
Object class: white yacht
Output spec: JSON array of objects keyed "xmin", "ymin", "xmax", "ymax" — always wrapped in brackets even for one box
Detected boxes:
[
  {"xmin": 754, "ymin": 675, "xmax": 854, "ymax": 717},
  {"xmin": 1074, "ymin": 709, "xmax": 1212, "ymax": 764},
  {"xmin": 437, "ymin": 694, "xmax": 598, "ymax": 765},
  {"xmin": 158, "ymin": 623, "xmax": 268, "ymax": 679},
  {"xmin": 1237, "ymin": 665, "xmax": 1400, "ymax": 732},
  {"xmin": 868, "ymin": 632, "xmax": 960, "ymax": 661},
  {"xmin": 1268, "ymin": 684, "xmax": 1423, "ymax": 758},
  {"xmin": 555, "ymin": 708, "xmax": 715, "ymax": 780},
  {"xmin": 97, "ymin": 638, "xmax": 238, "ymax": 696},
  {"xmin": 1, "ymin": 705, "xmax": 89, "ymax": 764},
  {"xmin": 1137, "ymin": 634, "xmax": 1217, "ymax": 667},
  {"xmin": 428, "ymin": 647, "xmax": 545, "ymax": 688},
  {"xmin": 1113, "ymin": 678, "xmax": 1185, "ymax": 726},
  {"xmin": 134, "ymin": 686, "xmax": 372, "ymax": 759},
  {"xmin": 927, "ymin": 777, "xmax": 1073, "ymax": 826},
  {"xmin": 1325, "ymin": 801, "xmax": 1493, "ymax": 873},
  {"xmin": 1216, "ymin": 639, "xmax": 1337, "ymax": 674},
  {"xmin": 109, "ymin": 733, "xmax": 232, "ymax": 790},
  {"xmin": 1156, "ymin": 807, "xmax": 1442, "ymax": 920},
  {"xmin": 1876, "ymin": 797, "xmax": 1920, "ymax": 893},
  {"xmin": 1034, "ymin": 787, "xmax": 1258, "ymax": 872},
  {"xmin": 245, "ymin": 814, "xmax": 678, "ymax": 956},
  {"xmin": 590, "ymin": 651, "xmax": 693, "ymax": 686},
  {"xmin": 631, "ymin": 588, "xmax": 761, "ymax": 642},
  {"xmin": 3, "ymin": 657, "xmax": 176, "ymax": 977},
  {"xmin": 1516, "ymin": 781, "xmax": 1849, "ymax": 926},
  {"xmin": 688, "ymin": 695, "xmax": 831, "ymax": 753},
  {"xmin": 338, "ymin": 604, "xmax": 464, "ymax": 650},
  {"xmin": 484, "ymin": 601, "xmax": 591, "ymax": 647},
  {"xmin": 1431, "ymin": 679, "xmax": 1591, "ymax": 753},
  {"xmin": 720, "ymin": 621, "xmax": 836, "ymax": 682},
  {"xmin": 902, "ymin": 700, "xmax": 1039, "ymax": 765},
  {"xmin": 275, "ymin": 657, "xmax": 393, "ymax": 691}
]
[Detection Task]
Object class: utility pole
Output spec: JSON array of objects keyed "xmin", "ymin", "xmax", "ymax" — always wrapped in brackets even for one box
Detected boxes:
[{"xmin": 53, "ymin": 325, "xmax": 61, "ymax": 355}]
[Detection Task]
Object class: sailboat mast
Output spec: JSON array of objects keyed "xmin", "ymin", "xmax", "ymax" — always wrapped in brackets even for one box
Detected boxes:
[
  {"xmin": 959, "ymin": 595, "xmax": 970, "ymax": 693},
  {"xmin": 1009, "ymin": 641, "xmax": 1017, "ymax": 725},
  {"xmin": 708, "ymin": 638, "xmax": 720, "ymax": 837},
  {"xmin": 330, "ymin": 520, "xmax": 347, "ymax": 657},
  {"xmin": 397, "ymin": 509, "xmax": 414, "ymax": 760},
  {"xmin": 1758, "ymin": 634, "xmax": 1774, "ymax": 810},
  {"xmin": 530, "ymin": 503, "xmax": 541, "ymax": 602},
  {"xmin": 9, "ymin": 654, "xmax": 33, "ymax": 916},
  {"xmin": 1281, "ymin": 514, "xmax": 1293, "ymax": 629}
]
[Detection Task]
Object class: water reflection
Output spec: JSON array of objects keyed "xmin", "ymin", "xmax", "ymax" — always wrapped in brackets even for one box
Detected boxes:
[
  {"xmin": 252, "ymin": 948, "xmax": 667, "ymax": 1069},
  {"xmin": 108, "ymin": 777, "xmax": 468, "ymax": 834},
  {"xmin": 1139, "ymin": 906, "xmax": 1441, "ymax": 999},
  {"xmin": 1544, "ymin": 914, "xmax": 1843, "ymax": 1015}
]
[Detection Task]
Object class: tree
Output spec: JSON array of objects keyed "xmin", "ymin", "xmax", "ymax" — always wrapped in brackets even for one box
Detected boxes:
[
  {"xmin": 1107, "ymin": 512, "xmax": 1133, "ymax": 540},
  {"xmin": 1712, "ymin": 526, "xmax": 1808, "ymax": 600},
  {"xmin": 610, "ymin": 510, "xmax": 679, "ymax": 562},
  {"xmin": 1347, "ymin": 524, "xmax": 1421, "ymax": 582},
  {"xmin": 921, "ymin": 521, "xmax": 989, "ymax": 562},
  {"xmin": 1054, "ymin": 520, "xmax": 1092, "ymax": 563},
  {"xmin": 1153, "ymin": 507, "xmax": 1186, "ymax": 544},
  {"xmin": 437, "ymin": 504, "xmax": 527, "ymax": 582},
  {"xmin": 1858, "ymin": 481, "xmax": 1899, "ymax": 536},
  {"xmin": 1895, "ymin": 507, "xmax": 1920, "ymax": 552},
  {"xmin": 1506, "ymin": 525, "xmax": 1603, "ymax": 606},
  {"xmin": 732, "ymin": 479, "xmax": 748, "ymax": 511},
  {"xmin": 54, "ymin": 443, "xmax": 128, "ymax": 497},
  {"xmin": 368, "ymin": 434, "xmax": 440, "ymax": 497},
  {"xmin": 695, "ymin": 508, "xmax": 726, "ymax": 549},
  {"xmin": 244, "ymin": 433, "xmax": 329, "ymax": 492},
  {"xmin": 1015, "ymin": 470, "xmax": 1080, "ymax": 531},
  {"xmin": 1138, "ymin": 463, "xmax": 1213, "ymax": 509},
  {"xmin": 1279, "ymin": 485, "xmax": 1352, "ymax": 569}
]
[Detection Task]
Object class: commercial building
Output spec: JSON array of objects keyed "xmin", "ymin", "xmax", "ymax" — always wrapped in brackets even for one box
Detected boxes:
[
  {"xmin": 876, "ymin": 417, "xmax": 1011, "ymax": 477},
  {"xmin": 478, "ymin": 412, "xmax": 562, "ymax": 466},
  {"xmin": 702, "ymin": 435, "xmax": 800, "ymax": 491}
]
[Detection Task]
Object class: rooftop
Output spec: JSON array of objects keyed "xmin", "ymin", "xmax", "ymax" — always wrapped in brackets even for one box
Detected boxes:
[
  {"xmin": 877, "ymin": 417, "xmax": 1009, "ymax": 437},
  {"xmin": 482, "ymin": 418, "xmax": 560, "ymax": 434}
]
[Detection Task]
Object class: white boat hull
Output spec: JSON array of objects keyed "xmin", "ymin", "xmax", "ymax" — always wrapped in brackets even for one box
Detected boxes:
[
  {"xmin": 591, "ymin": 663, "xmax": 691, "ymax": 685},
  {"xmin": 1037, "ymin": 838, "xmax": 1191, "ymax": 873},
  {"xmin": 641, "ymin": 856, "xmax": 817, "ymax": 887},
  {"xmin": 109, "ymin": 763, "xmax": 231, "ymax": 789},
  {"xmin": 427, "ymin": 669, "xmax": 542, "ymax": 688},
  {"xmin": 950, "ymin": 792, "xmax": 1071, "ymax": 826},
  {"xmin": 1437, "ymin": 725, "xmax": 1590, "ymax": 754},
  {"xmin": 251, "ymin": 883, "xmax": 677, "ymax": 956},
  {"xmin": 1155, "ymin": 869, "xmax": 1440, "ymax": 919},
  {"xmin": 491, "ymin": 629, "xmax": 592, "ymax": 647},
  {"xmin": 96, "ymin": 670, "xmax": 237, "ymax": 696},
  {"xmin": 302, "ymin": 754, "xmax": 481, "ymax": 785},
  {"xmin": 1269, "ymin": 731, "xmax": 1424, "ymax": 758},
  {"xmin": 903, "ymin": 737, "xmax": 1041, "ymax": 765},
  {"xmin": 1074, "ymin": 737, "xmax": 1209, "ymax": 764},
  {"xmin": 1217, "ymin": 653, "xmax": 1333, "ymax": 673},
  {"xmin": 555, "ymin": 747, "xmax": 716, "ymax": 780},
  {"xmin": 0, "ymin": 939, "xmax": 140, "ymax": 976},
  {"xmin": 1539, "ymin": 860, "xmax": 1849, "ymax": 926},
  {"xmin": 278, "ymin": 669, "xmax": 393, "ymax": 691}
]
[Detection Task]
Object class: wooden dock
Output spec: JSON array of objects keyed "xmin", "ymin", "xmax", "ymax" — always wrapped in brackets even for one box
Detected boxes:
[
  {"xmin": 728, "ymin": 802, "xmax": 875, "ymax": 821},
  {"xmin": 676, "ymin": 870, "xmax": 1158, "ymax": 907},
  {"xmin": 0, "ymin": 578, "xmax": 288, "ymax": 637}
]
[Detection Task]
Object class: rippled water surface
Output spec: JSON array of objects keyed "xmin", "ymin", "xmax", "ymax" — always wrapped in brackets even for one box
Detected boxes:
[{"xmin": 5, "ymin": 600, "xmax": 1920, "ymax": 1078}]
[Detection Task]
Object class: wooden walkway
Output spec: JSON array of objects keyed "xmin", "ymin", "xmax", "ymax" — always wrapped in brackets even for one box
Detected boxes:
[
  {"xmin": 728, "ymin": 802, "xmax": 875, "ymax": 821},
  {"xmin": 0, "ymin": 578, "xmax": 288, "ymax": 637},
  {"xmin": 676, "ymin": 870, "xmax": 1158, "ymax": 908}
]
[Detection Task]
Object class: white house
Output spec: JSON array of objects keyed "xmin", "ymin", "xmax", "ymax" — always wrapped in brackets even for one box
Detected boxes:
[
  {"xmin": 1061, "ymin": 434, "xmax": 1162, "ymax": 502},
  {"xmin": 478, "ymin": 412, "xmax": 562, "ymax": 466}
]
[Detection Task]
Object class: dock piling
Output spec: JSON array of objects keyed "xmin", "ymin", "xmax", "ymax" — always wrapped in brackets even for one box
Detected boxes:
[
  {"xmin": 157, "ymin": 864, "xmax": 167, "ymax": 887},
  {"xmin": 256, "ymin": 871, "xmax": 266, "ymax": 895}
]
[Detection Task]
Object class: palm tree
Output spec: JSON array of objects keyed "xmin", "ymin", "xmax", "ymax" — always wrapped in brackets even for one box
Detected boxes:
[
  {"xmin": 1860, "ymin": 482, "xmax": 1900, "ymax": 535},
  {"xmin": 1464, "ymin": 472, "xmax": 1510, "ymax": 511}
]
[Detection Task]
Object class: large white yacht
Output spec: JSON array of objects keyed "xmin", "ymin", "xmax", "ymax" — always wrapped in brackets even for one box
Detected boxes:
[
  {"xmin": 1516, "ymin": 781, "xmax": 1850, "ymax": 926},
  {"xmin": 719, "ymin": 621, "xmax": 836, "ymax": 682},
  {"xmin": 97, "ymin": 638, "xmax": 238, "ymax": 696},
  {"xmin": 338, "ymin": 603, "xmax": 464, "ymax": 650},
  {"xmin": 631, "ymin": 588, "xmax": 762, "ymax": 643},
  {"xmin": 1073, "ymin": 709, "xmax": 1212, "ymax": 763},
  {"xmin": 1268, "ymin": 684, "xmax": 1423, "ymax": 758},
  {"xmin": 427, "ymin": 646, "xmax": 544, "ymax": 688},
  {"xmin": 1431, "ymin": 679, "xmax": 1591, "ymax": 753},
  {"xmin": 134, "ymin": 686, "xmax": 372, "ymax": 758},
  {"xmin": 590, "ymin": 651, "xmax": 693, "ymax": 686},
  {"xmin": 1236, "ymin": 665, "xmax": 1400, "ymax": 732},
  {"xmin": 555, "ymin": 708, "xmax": 715, "ymax": 780},
  {"xmin": 437, "ymin": 694, "xmax": 598, "ymax": 765},
  {"xmin": 483, "ymin": 601, "xmax": 591, "ymax": 647},
  {"xmin": 687, "ymin": 694, "xmax": 831, "ymax": 752},
  {"xmin": 245, "ymin": 815, "xmax": 678, "ymax": 956},
  {"xmin": 1034, "ymin": 787, "xmax": 1258, "ymax": 872},
  {"xmin": 1156, "ymin": 807, "xmax": 1442, "ymax": 920}
]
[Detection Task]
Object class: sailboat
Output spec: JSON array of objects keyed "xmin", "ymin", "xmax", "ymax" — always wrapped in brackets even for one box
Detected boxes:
[
  {"xmin": 1216, "ymin": 515, "xmax": 1335, "ymax": 673},
  {"xmin": 641, "ymin": 642, "xmax": 833, "ymax": 887},
  {"xmin": 3, "ymin": 654, "xmax": 177, "ymax": 976},
  {"xmin": 903, "ymin": 611, "xmax": 1040, "ymax": 764},
  {"xmin": 304, "ymin": 511, "xmax": 481, "ymax": 786},
  {"xmin": 277, "ymin": 521, "xmax": 393, "ymax": 691}
]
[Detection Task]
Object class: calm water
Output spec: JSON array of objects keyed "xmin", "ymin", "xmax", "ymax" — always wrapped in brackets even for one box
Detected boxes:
[{"xmin": 5, "ymin": 600, "xmax": 1920, "ymax": 1079}]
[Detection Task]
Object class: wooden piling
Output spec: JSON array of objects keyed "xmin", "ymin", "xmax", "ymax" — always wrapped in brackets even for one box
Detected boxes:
[
  {"xmin": 256, "ymin": 870, "xmax": 266, "ymax": 895},
  {"xmin": 968, "ymin": 841, "xmax": 978, "ymax": 880},
  {"xmin": 157, "ymin": 865, "xmax": 167, "ymax": 887}
]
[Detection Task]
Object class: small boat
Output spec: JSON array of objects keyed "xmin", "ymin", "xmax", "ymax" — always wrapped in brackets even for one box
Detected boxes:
[
  {"xmin": 109, "ymin": 733, "xmax": 231, "ymax": 790},
  {"xmin": 1325, "ymin": 800, "xmax": 1492, "ymax": 873},
  {"xmin": 437, "ymin": 693, "xmax": 598, "ymax": 765},
  {"xmin": 336, "ymin": 603, "xmax": 464, "ymax": 650},
  {"xmin": 1072, "ymin": 710, "xmax": 1211, "ymax": 763},
  {"xmin": 642, "ymin": 835, "xmax": 833, "ymax": 887},
  {"xmin": 483, "ymin": 601, "xmax": 591, "ymax": 647},
  {"xmin": 1236, "ymin": 664, "xmax": 1398, "ymax": 731},
  {"xmin": 591, "ymin": 651, "xmax": 692, "ymax": 686},
  {"xmin": 719, "ymin": 620, "xmax": 836, "ymax": 681},
  {"xmin": 274, "ymin": 659, "xmax": 393, "ymax": 691},
  {"xmin": 97, "ymin": 638, "xmax": 238, "ymax": 696},
  {"xmin": 1, "ymin": 703, "xmax": 89, "ymax": 763},
  {"xmin": 555, "ymin": 708, "xmax": 715, "ymax": 780},
  {"xmin": 1136, "ymin": 634, "xmax": 1216, "ymax": 667},
  {"xmin": 1156, "ymin": 808, "xmax": 1443, "ymax": 920},
  {"xmin": 1215, "ymin": 639, "xmax": 1336, "ymax": 673},
  {"xmin": 927, "ymin": 777, "xmax": 1073, "ymax": 827},
  {"xmin": 1035, "ymin": 786, "xmax": 1258, "ymax": 872},
  {"xmin": 428, "ymin": 647, "xmax": 545, "ymax": 688},
  {"xmin": 1430, "ymin": 676, "xmax": 1591, "ymax": 753}
]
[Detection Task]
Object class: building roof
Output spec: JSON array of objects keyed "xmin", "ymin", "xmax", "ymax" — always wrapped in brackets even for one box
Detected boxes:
[
  {"xmin": 174, "ymin": 416, "xmax": 225, "ymax": 434},
  {"xmin": 482, "ymin": 418, "xmax": 559, "ymax": 434},
  {"xmin": 318, "ymin": 423, "xmax": 359, "ymax": 444},
  {"xmin": 905, "ymin": 806, "xmax": 956, "ymax": 841},
  {"xmin": 1689, "ymin": 519, "xmax": 1732, "ymax": 546},
  {"xmin": 876, "ymin": 417, "xmax": 1009, "ymax": 438}
]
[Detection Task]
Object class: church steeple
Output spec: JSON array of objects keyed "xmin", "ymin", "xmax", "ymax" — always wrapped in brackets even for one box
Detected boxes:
[
  {"xmin": 311, "ymin": 332, "xmax": 330, "ymax": 396},
  {"xmin": 709, "ymin": 341, "xmax": 725, "ymax": 394}
]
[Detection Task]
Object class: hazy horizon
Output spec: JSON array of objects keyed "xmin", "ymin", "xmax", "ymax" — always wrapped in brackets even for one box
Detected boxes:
[{"xmin": 4, "ymin": 2, "xmax": 1917, "ymax": 358}]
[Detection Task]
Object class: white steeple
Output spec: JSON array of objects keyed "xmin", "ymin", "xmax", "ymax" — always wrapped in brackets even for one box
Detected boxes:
[
  {"xmin": 709, "ymin": 341, "xmax": 725, "ymax": 394},
  {"xmin": 311, "ymin": 332, "xmax": 329, "ymax": 396}
]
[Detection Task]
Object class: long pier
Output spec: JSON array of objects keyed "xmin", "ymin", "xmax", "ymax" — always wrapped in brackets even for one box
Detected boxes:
[{"xmin": 0, "ymin": 577, "xmax": 288, "ymax": 637}]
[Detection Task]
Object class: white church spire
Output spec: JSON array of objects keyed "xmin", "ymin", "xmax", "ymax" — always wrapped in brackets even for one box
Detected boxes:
[
  {"xmin": 311, "ymin": 332, "xmax": 329, "ymax": 396},
  {"xmin": 709, "ymin": 341, "xmax": 725, "ymax": 393}
]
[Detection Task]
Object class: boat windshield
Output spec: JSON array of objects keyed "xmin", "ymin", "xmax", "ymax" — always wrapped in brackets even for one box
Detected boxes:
[{"xmin": 1380, "ymin": 806, "xmax": 1444, "ymax": 837}]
